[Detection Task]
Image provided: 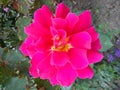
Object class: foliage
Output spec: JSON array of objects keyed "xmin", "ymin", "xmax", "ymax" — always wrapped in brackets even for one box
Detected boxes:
[
  {"xmin": 0, "ymin": 0, "xmax": 120, "ymax": 90},
  {"xmin": 74, "ymin": 60, "xmax": 120, "ymax": 90},
  {"xmin": 5, "ymin": 77, "xmax": 27, "ymax": 90},
  {"xmin": 16, "ymin": 16, "xmax": 32, "ymax": 40}
]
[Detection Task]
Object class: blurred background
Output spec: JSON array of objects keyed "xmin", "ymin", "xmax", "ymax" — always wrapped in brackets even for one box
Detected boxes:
[{"xmin": 0, "ymin": 0, "xmax": 120, "ymax": 90}]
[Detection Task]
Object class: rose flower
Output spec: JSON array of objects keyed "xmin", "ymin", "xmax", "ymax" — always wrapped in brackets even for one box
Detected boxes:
[{"xmin": 20, "ymin": 3, "xmax": 103, "ymax": 86}]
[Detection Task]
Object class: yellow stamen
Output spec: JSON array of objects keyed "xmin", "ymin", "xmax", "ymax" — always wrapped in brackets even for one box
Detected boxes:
[{"xmin": 51, "ymin": 43, "xmax": 72, "ymax": 52}]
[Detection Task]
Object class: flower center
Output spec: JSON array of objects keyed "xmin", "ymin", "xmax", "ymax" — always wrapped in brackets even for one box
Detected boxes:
[
  {"xmin": 51, "ymin": 43, "xmax": 72, "ymax": 52},
  {"xmin": 51, "ymin": 36, "xmax": 72, "ymax": 52}
]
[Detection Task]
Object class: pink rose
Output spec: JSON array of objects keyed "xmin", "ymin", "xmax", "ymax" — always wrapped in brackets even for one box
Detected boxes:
[{"xmin": 20, "ymin": 3, "xmax": 103, "ymax": 86}]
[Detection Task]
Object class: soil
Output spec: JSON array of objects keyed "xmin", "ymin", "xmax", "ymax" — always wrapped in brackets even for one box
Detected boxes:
[{"xmin": 63, "ymin": 0, "xmax": 120, "ymax": 31}]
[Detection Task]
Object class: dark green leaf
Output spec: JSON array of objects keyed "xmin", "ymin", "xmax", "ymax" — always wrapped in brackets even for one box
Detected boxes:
[
  {"xmin": 0, "ymin": 47, "xmax": 4, "ymax": 58},
  {"xmin": 99, "ymin": 33, "xmax": 113, "ymax": 52},
  {"xmin": 107, "ymin": 29, "xmax": 120, "ymax": 39},
  {"xmin": 16, "ymin": 0, "xmax": 33, "ymax": 15},
  {"xmin": 60, "ymin": 85, "xmax": 73, "ymax": 90},
  {"xmin": 40, "ymin": 0, "xmax": 53, "ymax": 8},
  {"xmin": 0, "ymin": 64, "xmax": 13, "ymax": 86},
  {"xmin": 5, "ymin": 77, "xmax": 27, "ymax": 90},
  {"xmin": 3, "ymin": 49, "xmax": 26, "ymax": 64},
  {"xmin": 0, "ymin": 0, "xmax": 10, "ymax": 5},
  {"xmin": 16, "ymin": 16, "xmax": 32, "ymax": 40},
  {"xmin": 39, "ymin": 0, "xmax": 55, "ymax": 12},
  {"xmin": 34, "ymin": 78, "xmax": 58, "ymax": 90},
  {"xmin": 1, "ymin": 48, "xmax": 29, "ymax": 76}
]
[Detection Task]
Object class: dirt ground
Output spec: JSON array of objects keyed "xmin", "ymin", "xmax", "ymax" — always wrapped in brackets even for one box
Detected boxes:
[{"xmin": 63, "ymin": 0, "xmax": 120, "ymax": 31}]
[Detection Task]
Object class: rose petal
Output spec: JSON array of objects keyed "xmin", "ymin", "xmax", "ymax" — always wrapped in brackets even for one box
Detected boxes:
[
  {"xmin": 77, "ymin": 66, "xmax": 94, "ymax": 79},
  {"xmin": 50, "ymin": 51, "xmax": 68, "ymax": 66},
  {"xmin": 34, "ymin": 5, "xmax": 53, "ymax": 28},
  {"xmin": 70, "ymin": 31, "xmax": 92, "ymax": 49},
  {"xmin": 35, "ymin": 35, "xmax": 52, "ymax": 51},
  {"xmin": 66, "ymin": 13, "xmax": 79, "ymax": 35},
  {"xmin": 50, "ymin": 27, "xmax": 66, "ymax": 39},
  {"xmin": 56, "ymin": 63, "xmax": 77, "ymax": 86},
  {"xmin": 52, "ymin": 18, "xmax": 67, "ymax": 30},
  {"xmin": 91, "ymin": 39, "xmax": 102, "ymax": 51},
  {"xmin": 20, "ymin": 37, "xmax": 36, "ymax": 58},
  {"xmin": 49, "ymin": 70, "xmax": 59, "ymax": 86},
  {"xmin": 55, "ymin": 2, "xmax": 70, "ymax": 18},
  {"xmin": 20, "ymin": 42, "xmax": 29, "ymax": 56},
  {"xmin": 26, "ymin": 44, "xmax": 37, "ymax": 59},
  {"xmin": 87, "ymin": 50, "xmax": 103, "ymax": 64},
  {"xmin": 29, "ymin": 52, "xmax": 45, "ymax": 78},
  {"xmin": 68, "ymin": 48, "xmax": 88, "ymax": 69},
  {"xmin": 50, "ymin": 27, "xmax": 67, "ymax": 47},
  {"xmin": 29, "ymin": 66, "xmax": 39, "ymax": 78},
  {"xmin": 74, "ymin": 10, "xmax": 92, "ymax": 33},
  {"xmin": 25, "ymin": 21, "xmax": 49, "ymax": 39},
  {"xmin": 86, "ymin": 27, "xmax": 99, "ymax": 42},
  {"xmin": 37, "ymin": 54, "xmax": 55, "ymax": 79}
]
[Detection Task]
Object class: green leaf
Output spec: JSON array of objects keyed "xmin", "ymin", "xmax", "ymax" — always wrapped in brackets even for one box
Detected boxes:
[
  {"xmin": 34, "ymin": 78, "xmax": 57, "ymax": 90},
  {"xmin": 16, "ymin": 16, "xmax": 32, "ymax": 40},
  {"xmin": 1, "ymin": 48, "xmax": 29, "ymax": 76},
  {"xmin": 99, "ymin": 33, "xmax": 113, "ymax": 52},
  {"xmin": 0, "ymin": 0, "xmax": 10, "ymax": 5},
  {"xmin": 16, "ymin": 0, "xmax": 33, "ymax": 15},
  {"xmin": 60, "ymin": 85, "xmax": 73, "ymax": 90},
  {"xmin": 75, "ymin": 79, "xmax": 89, "ymax": 90},
  {"xmin": 3, "ymin": 50, "xmax": 26, "ymax": 65},
  {"xmin": 0, "ymin": 85, "xmax": 2, "ymax": 90},
  {"xmin": 40, "ymin": 0, "xmax": 53, "ymax": 8},
  {"xmin": 0, "ymin": 47, "xmax": 4, "ymax": 58},
  {"xmin": 97, "ymin": 24, "xmax": 120, "ymax": 39},
  {"xmin": 39, "ymin": 0, "xmax": 55, "ymax": 12},
  {"xmin": 97, "ymin": 23, "xmax": 105, "ymax": 33},
  {"xmin": 107, "ymin": 29, "xmax": 120, "ymax": 39},
  {"xmin": 0, "ymin": 63, "xmax": 13, "ymax": 86},
  {"xmin": 5, "ymin": 77, "xmax": 27, "ymax": 90},
  {"xmin": 29, "ymin": 0, "xmax": 41, "ymax": 14},
  {"xmin": 75, "ymin": 84, "xmax": 81, "ymax": 90}
]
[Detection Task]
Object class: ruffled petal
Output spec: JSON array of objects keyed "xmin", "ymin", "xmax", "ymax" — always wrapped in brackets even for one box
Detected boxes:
[
  {"xmin": 37, "ymin": 54, "xmax": 56, "ymax": 79},
  {"xmin": 19, "ymin": 37, "xmax": 36, "ymax": 58},
  {"xmin": 51, "ymin": 18, "xmax": 67, "ymax": 30},
  {"xmin": 77, "ymin": 66, "xmax": 94, "ymax": 79},
  {"xmin": 25, "ymin": 21, "xmax": 49, "ymax": 39},
  {"xmin": 29, "ymin": 52, "xmax": 45, "ymax": 78},
  {"xmin": 29, "ymin": 66, "xmax": 39, "ymax": 78},
  {"xmin": 25, "ymin": 5, "xmax": 52, "ymax": 39},
  {"xmin": 20, "ymin": 42, "xmax": 29, "ymax": 56},
  {"xmin": 26, "ymin": 44, "xmax": 37, "ymax": 59},
  {"xmin": 91, "ymin": 39, "xmax": 102, "ymax": 51},
  {"xmin": 49, "ymin": 70, "xmax": 59, "ymax": 86},
  {"xmin": 35, "ymin": 35, "xmax": 52, "ymax": 51},
  {"xmin": 34, "ymin": 5, "xmax": 53, "ymax": 28},
  {"xmin": 50, "ymin": 27, "xmax": 67, "ymax": 47},
  {"xmin": 74, "ymin": 10, "xmax": 92, "ymax": 33},
  {"xmin": 68, "ymin": 48, "xmax": 88, "ymax": 69},
  {"xmin": 86, "ymin": 27, "xmax": 99, "ymax": 42},
  {"xmin": 50, "ymin": 27, "xmax": 66, "ymax": 39},
  {"xmin": 70, "ymin": 31, "xmax": 92, "ymax": 49},
  {"xmin": 50, "ymin": 51, "xmax": 68, "ymax": 66},
  {"xmin": 87, "ymin": 50, "xmax": 103, "ymax": 64},
  {"xmin": 56, "ymin": 63, "xmax": 77, "ymax": 86},
  {"xmin": 55, "ymin": 2, "xmax": 70, "ymax": 18},
  {"xmin": 66, "ymin": 13, "xmax": 79, "ymax": 35}
]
